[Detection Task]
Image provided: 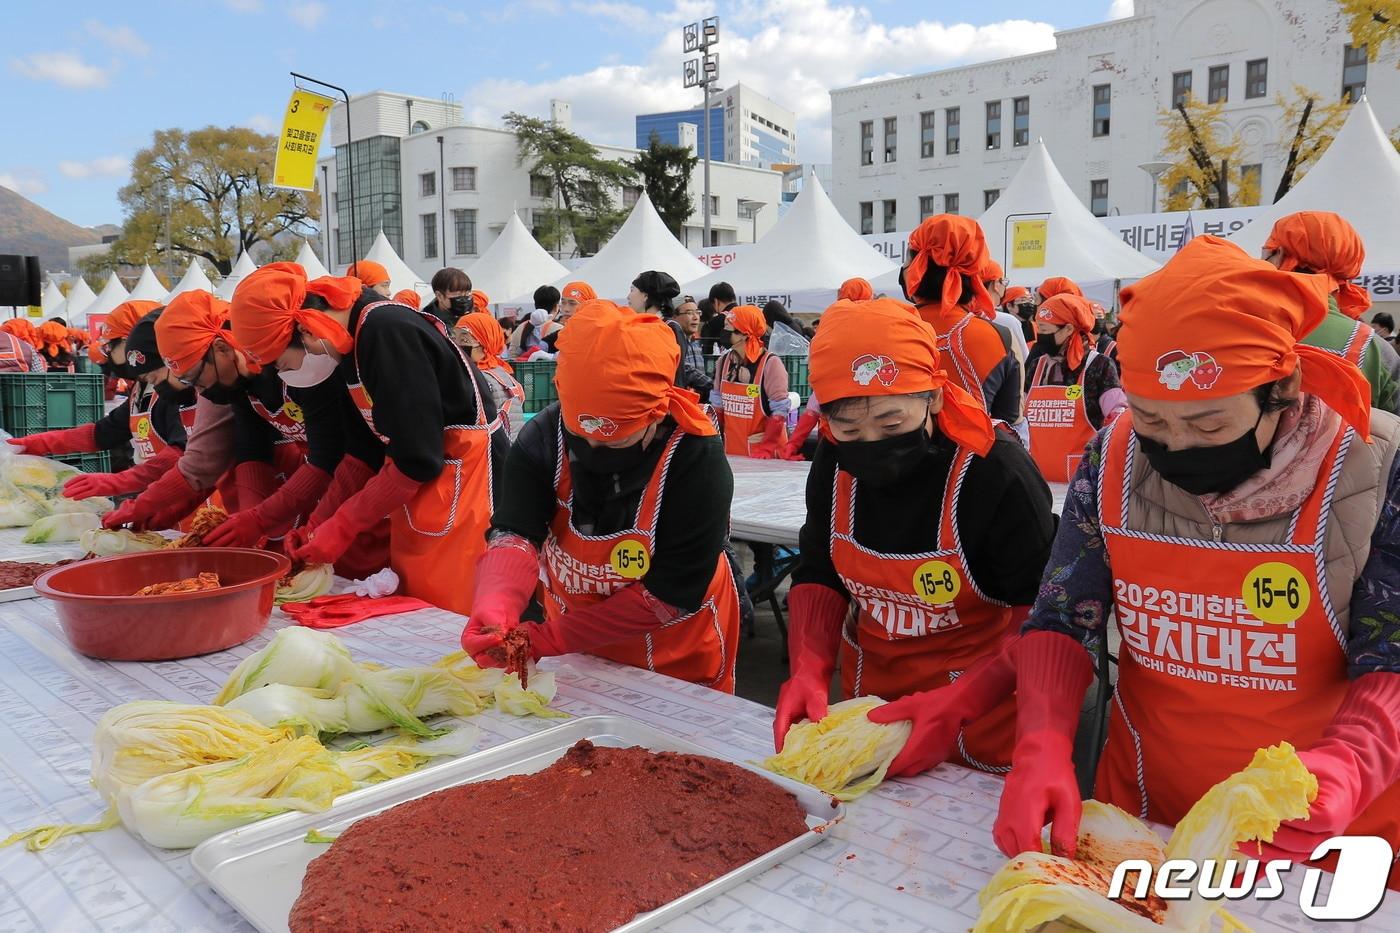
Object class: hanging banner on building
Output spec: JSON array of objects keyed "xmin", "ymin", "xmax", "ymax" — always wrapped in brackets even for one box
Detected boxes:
[
  {"xmin": 1011, "ymin": 220, "xmax": 1048, "ymax": 269},
  {"xmin": 272, "ymin": 88, "xmax": 335, "ymax": 191},
  {"xmin": 1104, "ymin": 207, "xmax": 1261, "ymax": 263}
]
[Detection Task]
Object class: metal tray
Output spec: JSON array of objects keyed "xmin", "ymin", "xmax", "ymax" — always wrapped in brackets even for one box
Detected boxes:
[
  {"xmin": 191, "ymin": 715, "xmax": 844, "ymax": 933},
  {"xmin": 0, "ymin": 584, "xmax": 36, "ymax": 603}
]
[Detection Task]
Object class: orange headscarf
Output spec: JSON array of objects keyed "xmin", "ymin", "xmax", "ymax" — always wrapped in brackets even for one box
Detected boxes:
[
  {"xmin": 1, "ymin": 319, "xmax": 38, "ymax": 350},
  {"xmin": 1035, "ymin": 295, "xmax": 1096, "ymax": 373},
  {"xmin": 88, "ymin": 299, "xmax": 159, "ymax": 362},
  {"xmin": 346, "ymin": 259, "xmax": 390, "ymax": 287},
  {"xmin": 810, "ymin": 298, "xmax": 995, "ymax": 456},
  {"xmin": 37, "ymin": 321, "xmax": 69, "ymax": 359},
  {"xmin": 155, "ymin": 291, "xmax": 235, "ymax": 376},
  {"xmin": 67, "ymin": 327, "xmax": 87, "ymax": 348},
  {"xmin": 1002, "ymin": 286, "xmax": 1030, "ymax": 305},
  {"xmin": 1037, "ymin": 276, "xmax": 1083, "ymax": 301},
  {"xmin": 902, "ymin": 215, "xmax": 994, "ymax": 318},
  {"xmin": 471, "ymin": 291, "xmax": 490, "ymax": 313},
  {"xmin": 229, "ymin": 263, "xmax": 355, "ymax": 366},
  {"xmin": 562, "ymin": 282, "xmax": 596, "ymax": 303},
  {"xmin": 1118, "ymin": 236, "xmax": 1371, "ymax": 440},
  {"xmin": 837, "ymin": 278, "xmax": 873, "ymax": 302},
  {"xmin": 555, "ymin": 299, "xmax": 715, "ymax": 439},
  {"xmin": 724, "ymin": 304, "xmax": 767, "ymax": 363},
  {"xmin": 456, "ymin": 312, "xmax": 512, "ymax": 375},
  {"xmin": 1262, "ymin": 211, "xmax": 1372, "ymax": 319},
  {"xmin": 393, "ymin": 289, "xmax": 422, "ymax": 309}
]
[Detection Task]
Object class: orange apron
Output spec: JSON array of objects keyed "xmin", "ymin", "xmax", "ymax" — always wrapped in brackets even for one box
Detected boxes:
[
  {"xmin": 129, "ymin": 387, "xmax": 197, "ymax": 462},
  {"xmin": 1097, "ymin": 413, "xmax": 1400, "ymax": 882},
  {"xmin": 1026, "ymin": 348, "xmax": 1099, "ymax": 482},
  {"xmin": 541, "ymin": 424, "xmax": 741, "ymax": 693},
  {"xmin": 0, "ymin": 334, "xmax": 30, "ymax": 372},
  {"xmin": 936, "ymin": 315, "xmax": 988, "ymax": 406},
  {"xmin": 831, "ymin": 447, "xmax": 1017, "ymax": 772},
  {"xmin": 717, "ymin": 349, "xmax": 786, "ymax": 457},
  {"xmin": 351, "ymin": 302, "xmax": 497, "ymax": 616}
]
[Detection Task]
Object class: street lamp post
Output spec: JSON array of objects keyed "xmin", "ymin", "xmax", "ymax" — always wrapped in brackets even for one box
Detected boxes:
[
  {"xmin": 1138, "ymin": 161, "xmax": 1173, "ymax": 213},
  {"xmin": 683, "ymin": 17, "xmax": 719, "ymax": 247},
  {"xmin": 738, "ymin": 199, "xmax": 765, "ymax": 243}
]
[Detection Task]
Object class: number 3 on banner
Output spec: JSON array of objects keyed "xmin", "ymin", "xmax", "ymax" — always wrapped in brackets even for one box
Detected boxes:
[{"xmin": 609, "ymin": 540, "xmax": 650, "ymax": 580}]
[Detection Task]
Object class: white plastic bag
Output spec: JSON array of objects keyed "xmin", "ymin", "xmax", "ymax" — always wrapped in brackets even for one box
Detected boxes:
[{"xmin": 768, "ymin": 321, "xmax": 810, "ymax": 357}]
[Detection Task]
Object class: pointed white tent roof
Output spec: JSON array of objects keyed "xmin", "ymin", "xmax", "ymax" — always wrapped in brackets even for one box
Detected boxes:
[
  {"xmin": 83, "ymin": 271, "xmax": 130, "ymax": 321},
  {"xmin": 1230, "ymin": 98, "xmax": 1400, "ymax": 275},
  {"xmin": 540, "ymin": 191, "xmax": 709, "ymax": 302},
  {"xmin": 215, "ymin": 252, "xmax": 259, "ymax": 301},
  {"xmin": 466, "ymin": 214, "xmax": 569, "ymax": 309},
  {"xmin": 128, "ymin": 265, "xmax": 169, "ymax": 302},
  {"xmin": 41, "ymin": 280, "xmax": 65, "ymax": 314},
  {"xmin": 167, "ymin": 260, "xmax": 214, "ymax": 299},
  {"xmin": 64, "ymin": 277, "xmax": 98, "ymax": 319},
  {"xmin": 971, "ymin": 140, "xmax": 1159, "ymax": 299},
  {"xmin": 362, "ymin": 230, "xmax": 425, "ymax": 294},
  {"xmin": 293, "ymin": 240, "xmax": 329, "ymax": 280}
]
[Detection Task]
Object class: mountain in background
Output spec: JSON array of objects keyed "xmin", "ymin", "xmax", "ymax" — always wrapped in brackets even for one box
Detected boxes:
[{"xmin": 0, "ymin": 186, "xmax": 108, "ymax": 272}]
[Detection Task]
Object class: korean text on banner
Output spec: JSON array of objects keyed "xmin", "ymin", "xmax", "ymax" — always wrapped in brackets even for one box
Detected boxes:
[
  {"xmin": 26, "ymin": 306, "xmax": 42, "ymax": 319},
  {"xmin": 1011, "ymin": 220, "xmax": 1047, "ymax": 269},
  {"xmin": 273, "ymin": 88, "xmax": 335, "ymax": 191}
]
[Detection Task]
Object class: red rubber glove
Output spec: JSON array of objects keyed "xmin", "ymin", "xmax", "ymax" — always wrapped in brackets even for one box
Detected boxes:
[
  {"xmin": 289, "ymin": 461, "xmax": 420, "ymax": 566},
  {"xmin": 114, "ymin": 446, "xmax": 183, "ymax": 489},
  {"xmin": 283, "ymin": 594, "xmax": 432, "ymax": 629},
  {"xmin": 66, "ymin": 447, "xmax": 183, "ymax": 500},
  {"xmin": 7, "ymin": 424, "xmax": 97, "ymax": 457},
  {"xmin": 461, "ymin": 541, "xmax": 542, "ymax": 667},
  {"xmin": 779, "ymin": 409, "xmax": 819, "ymax": 461},
  {"xmin": 992, "ymin": 630, "xmax": 1094, "ymax": 859},
  {"xmin": 1251, "ymin": 673, "xmax": 1400, "ymax": 862},
  {"xmin": 868, "ymin": 634, "xmax": 1020, "ymax": 777},
  {"xmin": 749, "ymin": 415, "xmax": 788, "ymax": 460},
  {"xmin": 203, "ymin": 463, "xmax": 332, "ymax": 548},
  {"xmin": 773, "ymin": 583, "xmax": 848, "ymax": 751},
  {"xmin": 101, "ymin": 464, "xmax": 210, "ymax": 532},
  {"xmin": 524, "ymin": 584, "xmax": 675, "ymax": 660},
  {"xmin": 305, "ymin": 455, "xmax": 377, "ymax": 531}
]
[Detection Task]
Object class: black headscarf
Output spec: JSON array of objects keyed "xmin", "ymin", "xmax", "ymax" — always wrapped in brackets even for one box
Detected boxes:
[{"xmin": 631, "ymin": 270, "xmax": 680, "ymax": 315}]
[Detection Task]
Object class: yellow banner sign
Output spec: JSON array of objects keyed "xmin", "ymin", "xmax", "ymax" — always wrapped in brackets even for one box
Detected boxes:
[
  {"xmin": 26, "ymin": 306, "xmax": 42, "ymax": 318},
  {"xmin": 1011, "ymin": 219, "xmax": 1048, "ymax": 269},
  {"xmin": 272, "ymin": 88, "xmax": 335, "ymax": 191}
]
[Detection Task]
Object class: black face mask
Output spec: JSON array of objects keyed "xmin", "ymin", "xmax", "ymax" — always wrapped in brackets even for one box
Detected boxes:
[
  {"xmin": 835, "ymin": 423, "xmax": 932, "ymax": 487},
  {"xmin": 199, "ymin": 375, "xmax": 250, "ymax": 406},
  {"xmin": 564, "ymin": 430, "xmax": 652, "ymax": 475},
  {"xmin": 1138, "ymin": 411, "xmax": 1271, "ymax": 496},
  {"xmin": 1034, "ymin": 332, "xmax": 1061, "ymax": 354},
  {"xmin": 449, "ymin": 296, "xmax": 472, "ymax": 316}
]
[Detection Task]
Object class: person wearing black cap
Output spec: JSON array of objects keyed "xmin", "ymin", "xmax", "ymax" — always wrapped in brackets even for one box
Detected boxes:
[
  {"xmin": 701, "ymin": 282, "xmax": 736, "ymax": 356},
  {"xmin": 629, "ymin": 271, "xmax": 712, "ymax": 396}
]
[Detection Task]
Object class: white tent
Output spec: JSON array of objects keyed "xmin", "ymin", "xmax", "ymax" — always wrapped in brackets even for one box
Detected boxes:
[
  {"xmin": 971, "ymin": 139, "xmax": 1159, "ymax": 305},
  {"xmin": 167, "ymin": 260, "xmax": 214, "ymax": 299},
  {"xmin": 466, "ymin": 213, "xmax": 568, "ymax": 313},
  {"xmin": 293, "ymin": 240, "xmax": 329, "ymax": 280},
  {"xmin": 215, "ymin": 252, "xmax": 259, "ymax": 301},
  {"xmin": 40, "ymin": 280, "xmax": 65, "ymax": 314},
  {"xmin": 128, "ymin": 265, "xmax": 169, "ymax": 302},
  {"xmin": 534, "ymin": 191, "xmax": 709, "ymax": 303},
  {"xmin": 362, "ymin": 231, "xmax": 425, "ymax": 295},
  {"xmin": 686, "ymin": 178, "xmax": 896, "ymax": 311},
  {"xmin": 82, "ymin": 271, "xmax": 131, "ymax": 322},
  {"xmin": 1229, "ymin": 97, "xmax": 1400, "ymax": 306},
  {"xmin": 63, "ymin": 277, "xmax": 98, "ymax": 320}
]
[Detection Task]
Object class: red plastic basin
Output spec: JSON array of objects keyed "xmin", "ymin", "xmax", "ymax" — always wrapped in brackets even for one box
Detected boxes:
[{"xmin": 34, "ymin": 548, "xmax": 291, "ymax": 661}]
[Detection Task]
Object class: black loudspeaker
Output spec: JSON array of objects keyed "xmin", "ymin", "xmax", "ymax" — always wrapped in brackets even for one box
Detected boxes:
[{"xmin": 0, "ymin": 255, "xmax": 40, "ymax": 307}]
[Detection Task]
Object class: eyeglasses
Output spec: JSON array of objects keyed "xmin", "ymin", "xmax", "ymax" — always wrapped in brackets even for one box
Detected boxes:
[{"xmin": 174, "ymin": 353, "xmax": 209, "ymax": 388}]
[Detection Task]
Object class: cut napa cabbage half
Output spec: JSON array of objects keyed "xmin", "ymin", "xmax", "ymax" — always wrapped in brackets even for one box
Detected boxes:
[{"xmin": 762, "ymin": 697, "xmax": 912, "ymax": 800}]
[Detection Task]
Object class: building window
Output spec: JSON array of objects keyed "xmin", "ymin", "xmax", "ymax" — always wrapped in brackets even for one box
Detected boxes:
[
  {"xmin": 984, "ymin": 189, "xmax": 1001, "ymax": 210},
  {"xmin": 946, "ymin": 107, "xmax": 960, "ymax": 155},
  {"xmin": 420, "ymin": 171, "xmax": 436, "ymax": 198},
  {"xmin": 530, "ymin": 173, "xmax": 552, "ymax": 198},
  {"xmin": 882, "ymin": 199, "xmax": 897, "ymax": 233},
  {"xmin": 452, "ymin": 208, "xmax": 477, "ymax": 255},
  {"xmin": 1012, "ymin": 97, "xmax": 1029, "ymax": 147},
  {"xmin": 883, "ymin": 117, "xmax": 897, "ymax": 162},
  {"xmin": 985, "ymin": 101, "xmax": 1001, "ymax": 150},
  {"xmin": 622, "ymin": 186, "xmax": 642, "ymax": 208},
  {"xmin": 860, "ymin": 120, "xmax": 874, "ymax": 166},
  {"xmin": 1171, "ymin": 70, "xmax": 1192, "ymax": 108},
  {"xmin": 1343, "ymin": 44, "xmax": 1368, "ymax": 102},
  {"xmin": 332, "ymin": 228, "xmax": 339, "ymax": 264},
  {"xmin": 859, "ymin": 201, "xmax": 873, "ymax": 235},
  {"xmin": 451, "ymin": 167, "xmax": 476, "ymax": 191},
  {"xmin": 1090, "ymin": 179, "xmax": 1109, "ymax": 217},
  {"xmin": 422, "ymin": 213, "xmax": 438, "ymax": 259},
  {"xmin": 919, "ymin": 195, "xmax": 936, "ymax": 220},
  {"xmin": 1092, "ymin": 85, "xmax": 1111, "ymax": 137},
  {"xmin": 1246, "ymin": 59, "xmax": 1268, "ymax": 99},
  {"xmin": 920, "ymin": 111, "xmax": 936, "ymax": 158},
  {"xmin": 1208, "ymin": 65, "xmax": 1229, "ymax": 104},
  {"xmin": 1239, "ymin": 164, "xmax": 1262, "ymax": 206},
  {"xmin": 944, "ymin": 193, "xmax": 959, "ymax": 215},
  {"xmin": 709, "ymin": 195, "xmax": 720, "ymax": 217}
]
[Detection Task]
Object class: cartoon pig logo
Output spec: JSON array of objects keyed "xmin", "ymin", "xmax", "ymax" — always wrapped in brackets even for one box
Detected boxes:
[
  {"xmin": 577, "ymin": 414, "xmax": 617, "ymax": 436},
  {"xmin": 1189, "ymin": 352, "xmax": 1222, "ymax": 390},
  {"xmin": 851, "ymin": 354, "xmax": 899, "ymax": 387}
]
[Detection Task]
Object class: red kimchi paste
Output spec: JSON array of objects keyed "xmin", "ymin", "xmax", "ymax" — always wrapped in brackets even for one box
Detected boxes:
[{"xmin": 289, "ymin": 740, "xmax": 810, "ymax": 932}]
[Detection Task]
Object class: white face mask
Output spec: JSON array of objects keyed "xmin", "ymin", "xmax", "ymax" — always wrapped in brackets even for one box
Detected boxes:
[{"xmin": 278, "ymin": 342, "xmax": 338, "ymax": 388}]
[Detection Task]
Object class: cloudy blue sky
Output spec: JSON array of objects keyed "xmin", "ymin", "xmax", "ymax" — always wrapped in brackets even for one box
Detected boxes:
[{"xmin": 6, "ymin": 0, "xmax": 1128, "ymax": 227}]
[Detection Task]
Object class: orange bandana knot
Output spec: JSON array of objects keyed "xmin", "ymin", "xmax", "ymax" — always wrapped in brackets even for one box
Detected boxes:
[
  {"xmin": 903, "ymin": 215, "xmax": 993, "ymax": 318},
  {"xmin": 230, "ymin": 263, "xmax": 355, "ymax": 366},
  {"xmin": 1263, "ymin": 211, "xmax": 1372, "ymax": 319}
]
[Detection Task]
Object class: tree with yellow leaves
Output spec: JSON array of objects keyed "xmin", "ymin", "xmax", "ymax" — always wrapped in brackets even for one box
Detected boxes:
[
  {"xmin": 1339, "ymin": 0, "xmax": 1400, "ymax": 56},
  {"xmin": 1273, "ymin": 87, "xmax": 1353, "ymax": 200},
  {"xmin": 1157, "ymin": 98, "xmax": 1249, "ymax": 210}
]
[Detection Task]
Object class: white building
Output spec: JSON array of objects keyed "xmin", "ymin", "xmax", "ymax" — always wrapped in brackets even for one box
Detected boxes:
[
  {"xmin": 316, "ymin": 91, "xmax": 781, "ymax": 281},
  {"xmin": 829, "ymin": 0, "xmax": 1400, "ymax": 234}
]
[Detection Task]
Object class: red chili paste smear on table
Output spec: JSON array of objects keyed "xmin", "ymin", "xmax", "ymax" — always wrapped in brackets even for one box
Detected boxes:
[
  {"xmin": 288, "ymin": 740, "xmax": 811, "ymax": 932},
  {"xmin": 0, "ymin": 561, "xmax": 60, "ymax": 589}
]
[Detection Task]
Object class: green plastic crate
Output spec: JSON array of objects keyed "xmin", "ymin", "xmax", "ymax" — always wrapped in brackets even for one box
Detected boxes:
[
  {"xmin": 780, "ymin": 355, "xmax": 810, "ymax": 404},
  {"xmin": 73, "ymin": 356, "xmax": 95, "ymax": 375},
  {"xmin": 54, "ymin": 451, "xmax": 111, "ymax": 474},
  {"xmin": 514, "ymin": 360, "xmax": 558, "ymax": 414},
  {"xmin": 0, "ymin": 373, "xmax": 105, "ymax": 436}
]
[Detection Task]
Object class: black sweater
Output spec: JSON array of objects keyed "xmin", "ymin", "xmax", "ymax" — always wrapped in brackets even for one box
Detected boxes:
[{"xmin": 93, "ymin": 385, "xmax": 197, "ymax": 451}]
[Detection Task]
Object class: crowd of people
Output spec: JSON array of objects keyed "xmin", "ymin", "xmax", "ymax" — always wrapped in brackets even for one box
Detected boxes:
[
  {"xmin": 7, "ymin": 204, "xmax": 1399, "ymax": 885},
  {"xmin": 0, "ymin": 317, "xmax": 91, "ymax": 373}
]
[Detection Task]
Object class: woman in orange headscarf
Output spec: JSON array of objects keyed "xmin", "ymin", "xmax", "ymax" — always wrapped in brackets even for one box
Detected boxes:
[
  {"xmin": 837, "ymin": 277, "xmax": 873, "ymax": 302},
  {"xmin": 462, "ymin": 299, "xmax": 742, "ymax": 691},
  {"xmin": 454, "ymin": 312, "xmax": 524, "ymax": 432},
  {"xmin": 994, "ymin": 236, "xmax": 1400, "ymax": 888},
  {"xmin": 1264, "ymin": 210, "xmax": 1400, "ymax": 414},
  {"xmin": 85, "ymin": 299, "xmax": 157, "ymax": 375},
  {"xmin": 772, "ymin": 297, "xmax": 1054, "ymax": 775},
  {"xmin": 557, "ymin": 280, "xmax": 595, "ymax": 322},
  {"xmin": 0, "ymin": 318, "xmax": 47, "ymax": 373},
  {"xmin": 1023, "ymin": 293, "xmax": 1126, "ymax": 481},
  {"xmin": 37, "ymin": 320, "xmax": 74, "ymax": 372},
  {"xmin": 709, "ymin": 304, "xmax": 790, "ymax": 457}
]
